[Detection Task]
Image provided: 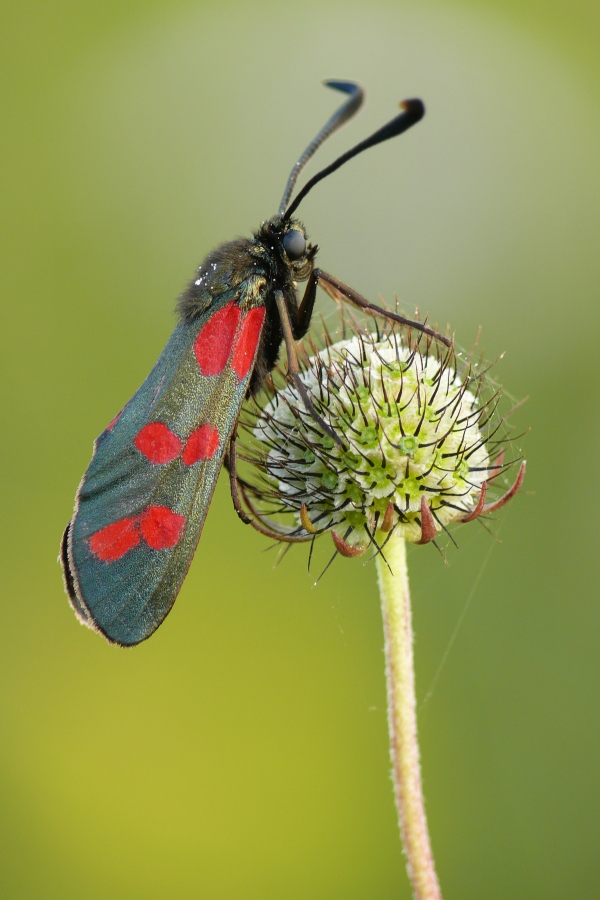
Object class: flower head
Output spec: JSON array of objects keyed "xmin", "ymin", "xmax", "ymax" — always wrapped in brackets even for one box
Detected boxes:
[{"xmin": 239, "ymin": 325, "xmax": 524, "ymax": 556}]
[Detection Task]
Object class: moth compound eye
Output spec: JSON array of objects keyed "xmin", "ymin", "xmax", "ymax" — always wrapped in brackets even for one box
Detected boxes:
[{"xmin": 282, "ymin": 229, "xmax": 306, "ymax": 260}]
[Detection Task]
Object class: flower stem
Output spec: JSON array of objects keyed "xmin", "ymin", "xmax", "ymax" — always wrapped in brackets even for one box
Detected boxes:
[{"xmin": 376, "ymin": 532, "xmax": 442, "ymax": 900}]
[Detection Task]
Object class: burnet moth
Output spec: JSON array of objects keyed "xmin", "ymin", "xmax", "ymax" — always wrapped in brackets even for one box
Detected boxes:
[{"xmin": 61, "ymin": 81, "xmax": 449, "ymax": 646}]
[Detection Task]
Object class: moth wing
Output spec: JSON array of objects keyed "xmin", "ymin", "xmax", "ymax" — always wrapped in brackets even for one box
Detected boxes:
[{"xmin": 61, "ymin": 284, "xmax": 267, "ymax": 646}]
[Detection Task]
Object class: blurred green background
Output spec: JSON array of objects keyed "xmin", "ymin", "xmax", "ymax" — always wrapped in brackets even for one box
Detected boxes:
[{"xmin": 2, "ymin": 1, "xmax": 599, "ymax": 897}]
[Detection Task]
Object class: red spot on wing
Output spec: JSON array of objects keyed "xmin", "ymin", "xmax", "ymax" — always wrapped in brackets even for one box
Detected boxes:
[
  {"xmin": 89, "ymin": 517, "xmax": 140, "ymax": 562},
  {"xmin": 106, "ymin": 410, "xmax": 123, "ymax": 431},
  {"xmin": 134, "ymin": 422, "xmax": 182, "ymax": 464},
  {"xmin": 194, "ymin": 302, "xmax": 241, "ymax": 375},
  {"xmin": 140, "ymin": 505, "xmax": 185, "ymax": 550},
  {"xmin": 182, "ymin": 424, "xmax": 220, "ymax": 466},
  {"xmin": 232, "ymin": 306, "xmax": 266, "ymax": 379}
]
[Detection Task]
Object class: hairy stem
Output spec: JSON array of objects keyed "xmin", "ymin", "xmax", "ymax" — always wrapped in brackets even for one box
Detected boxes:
[{"xmin": 376, "ymin": 533, "xmax": 442, "ymax": 900}]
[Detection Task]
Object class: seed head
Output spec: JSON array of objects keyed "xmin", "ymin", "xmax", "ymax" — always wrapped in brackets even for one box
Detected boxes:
[{"xmin": 240, "ymin": 326, "xmax": 524, "ymax": 554}]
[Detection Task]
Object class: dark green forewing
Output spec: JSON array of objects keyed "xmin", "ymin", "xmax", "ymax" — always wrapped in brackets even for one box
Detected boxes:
[{"xmin": 61, "ymin": 280, "xmax": 266, "ymax": 645}]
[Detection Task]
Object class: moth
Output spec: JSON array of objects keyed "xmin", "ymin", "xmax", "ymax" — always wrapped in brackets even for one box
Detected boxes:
[{"xmin": 61, "ymin": 81, "xmax": 448, "ymax": 646}]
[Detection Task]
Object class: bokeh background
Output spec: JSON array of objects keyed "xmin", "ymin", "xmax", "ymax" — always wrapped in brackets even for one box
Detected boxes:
[{"xmin": 2, "ymin": 1, "xmax": 599, "ymax": 897}]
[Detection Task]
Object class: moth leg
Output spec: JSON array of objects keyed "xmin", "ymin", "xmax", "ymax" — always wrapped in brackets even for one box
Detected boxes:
[
  {"xmin": 315, "ymin": 268, "xmax": 452, "ymax": 347},
  {"xmin": 294, "ymin": 269, "xmax": 319, "ymax": 339},
  {"xmin": 228, "ymin": 431, "xmax": 314, "ymax": 543},
  {"xmin": 227, "ymin": 428, "xmax": 253, "ymax": 525},
  {"xmin": 274, "ymin": 290, "xmax": 343, "ymax": 447},
  {"xmin": 240, "ymin": 481, "xmax": 315, "ymax": 543}
]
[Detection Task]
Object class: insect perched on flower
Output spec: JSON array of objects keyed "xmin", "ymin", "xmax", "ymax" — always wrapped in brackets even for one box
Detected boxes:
[{"xmin": 60, "ymin": 81, "xmax": 451, "ymax": 646}]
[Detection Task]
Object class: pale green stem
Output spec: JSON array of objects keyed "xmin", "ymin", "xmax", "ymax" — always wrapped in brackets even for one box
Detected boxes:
[{"xmin": 376, "ymin": 532, "xmax": 442, "ymax": 900}]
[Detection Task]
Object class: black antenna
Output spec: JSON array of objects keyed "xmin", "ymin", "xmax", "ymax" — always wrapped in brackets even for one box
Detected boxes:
[
  {"xmin": 283, "ymin": 99, "xmax": 425, "ymax": 220},
  {"xmin": 278, "ymin": 81, "xmax": 365, "ymax": 216}
]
